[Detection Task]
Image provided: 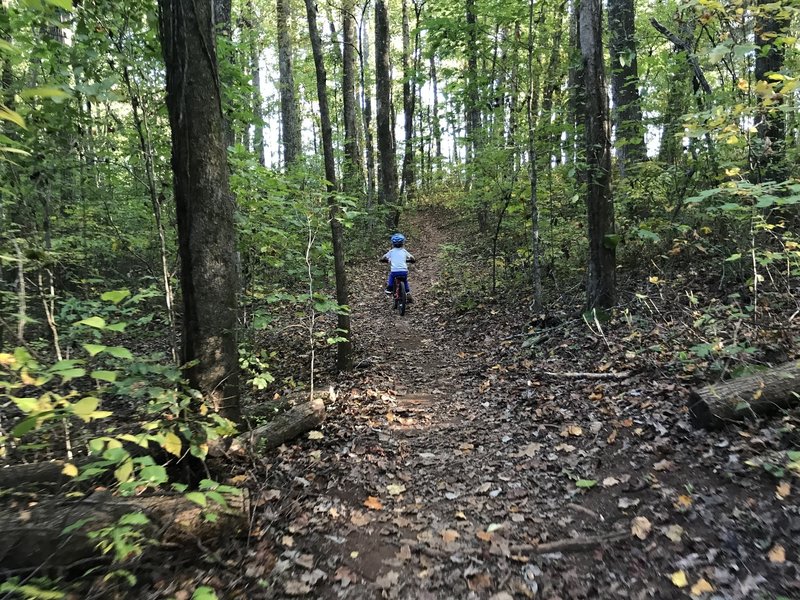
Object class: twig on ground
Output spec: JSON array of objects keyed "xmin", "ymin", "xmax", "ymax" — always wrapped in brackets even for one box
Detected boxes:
[
  {"xmin": 542, "ymin": 371, "xmax": 631, "ymax": 380},
  {"xmin": 510, "ymin": 531, "xmax": 627, "ymax": 554}
]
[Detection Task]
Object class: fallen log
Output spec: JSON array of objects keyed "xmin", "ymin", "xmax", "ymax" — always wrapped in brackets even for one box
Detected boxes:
[
  {"xmin": 688, "ymin": 360, "xmax": 800, "ymax": 428},
  {"xmin": 229, "ymin": 396, "xmax": 326, "ymax": 455},
  {"xmin": 0, "ymin": 461, "xmax": 78, "ymax": 491},
  {"xmin": 0, "ymin": 490, "xmax": 249, "ymax": 574}
]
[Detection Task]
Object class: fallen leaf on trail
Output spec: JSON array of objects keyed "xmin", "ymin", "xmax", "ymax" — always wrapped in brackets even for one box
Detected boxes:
[
  {"xmin": 576, "ymin": 479, "xmax": 597, "ymax": 489},
  {"xmin": 467, "ymin": 571, "xmax": 492, "ymax": 591},
  {"xmin": 486, "ymin": 523, "xmax": 503, "ymax": 533},
  {"xmin": 589, "ymin": 421, "xmax": 603, "ymax": 433},
  {"xmin": 334, "ymin": 566, "xmax": 356, "ymax": 587},
  {"xmin": 295, "ymin": 554, "xmax": 315, "ymax": 569},
  {"xmin": 307, "ymin": 430, "xmax": 324, "ymax": 440},
  {"xmin": 560, "ymin": 425, "xmax": 583, "ymax": 437},
  {"xmin": 455, "ymin": 511, "xmax": 467, "ymax": 520},
  {"xmin": 375, "ymin": 571, "xmax": 399, "ymax": 589},
  {"xmin": 621, "ymin": 418, "xmax": 633, "ymax": 427},
  {"xmin": 350, "ymin": 511, "xmax": 371, "ymax": 526},
  {"xmin": 459, "ymin": 442, "xmax": 475, "ymax": 451},
  {"xmin": 768, "ymin": 544, "xmax": 785, "ymax": 563},
  {"xmin": 653, "ymin": 459, "xmax": 675, "ymax": 471},
  {"xmin": 489, "ymin": 593, "xmax": 514, "ymax": 600},
  {"xmin": 631, "ymin": 516, "xmax": 652, "ymax": 540},
  {"xmin": 670, "ymin": 570, "xmax": 688, "ymax": 588},
  {"xmin": 555, "ymin": 443, "xmax": 576, "ymax": 453},
  {"xmin": 397, "ymin": 545, "xmax": 412, "ymax": 561},
  {"xmin": 350, "ymin": 551, "xmax": 359, "ymax": 558},
  {"xmin": 284, "ymin": 580, "xmax": 312, "ymax": 595},
  {"xmin": 618, "ymin": 497, "xmax": 640, "ymax": 509},
  {"xmin": 663, "ymin": 524, "xmax": 684, "ymax": 543},
  {"xmin": 675, "ymin": 494, "xmax": 693, "ymax": 509},
  {"xmin": 602, "ymin": 476, "xmax": 620, "ymax": 487},
  {"xmin": 588, "ymin": 392, "xmax": 603, "ymax": 401},
  {"xmin": 691, "ymin": 578, "xmax": 714, "ymax": 595},
  {"xmin": 282, "ymin": 535, "xmax": 294, "ymax": 547},
  {"xmin": 441, "ymin": 529, "xmax": 459, "ymax": 543},
  {"xmin": 363, "ymin": 496, "xmax": 383, "ymax": 510},
  {"xmin": 476, "ymin": 530, "xmax": 494, "ymax": 542},
  {"xmin": 386, "ymin": 411, "xmax": 395, "ymax": 423},
  {"xmin": 386, "ymin": 484, "xmax": 406, "ymax": 496},
  {"xmin": 607, "ymin": 429, "xmax": 618, "ymax": 444},
  {"xmin": 517, "ymin": 443, "xmax": 542, "ymax": 457},
  {"xmin": 776, "ymin": 481, "xmax": 790, "ymax": 500}
]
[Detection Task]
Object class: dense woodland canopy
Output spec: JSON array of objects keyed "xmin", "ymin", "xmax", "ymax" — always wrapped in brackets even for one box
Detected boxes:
[{"xmin": 1, "ymin": 0, "xmax": 799, "ymax": 596}]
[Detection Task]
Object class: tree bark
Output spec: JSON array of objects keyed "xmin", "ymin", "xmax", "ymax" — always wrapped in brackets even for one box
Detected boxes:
[
  {"xmin": 399, "ymin": 0, "xmax": 416, "ymax": 210},
  {"xmin": 689, "ymin": 361, "xmax": 800, "ymax": 428},
  {"xmin": 277, "ymin": 0, "xmax": 302, "ymax": 167},
  {"xmin": 608, "ymin": 0, "xmax": 645, "ymax": 178},
  {"xmin": 375, "ymin": 0, "xmax": 398, "ymax": 222},
  {"xmin": 430, "ymin": 54, "xmax": 441, "ymax": 163},
  {"xmin": 158, "ymin": 0, "xmax": 241, "ymax": 422},
  {"xmin": 753, "ymin": 0, "xmax": 789, "ymax": 183},
  {"xmin": 527, "ymin": 0, "xmax": 543, "ymax": 310},
  {"xmin": 249, "ymin": 1, "xmax": 266, "ymax": 167},
  {"xmin": 359, "ymin": 0, "xmax": 376, "ymax": 206},
  {"xmin": 230, "ymin": 396, "xmax": 326, "ymax": 454},
  {"xmin": 0, "ymin": 492, "xmax": 248, "ymax": 573},
  {"xmin": 465, "ymin": 0, "xmax": 481, "ymax": 203},
  {"xmin": 342, "ymin": 0, "xmax": 364, "ymax": 195},
  {"xmin": 579, "ymin": 0, "xmax": 615, "ymax": 309},
  {"xmin": 304, "ymin": 0, "xmax": 354, "ymax": 371}
]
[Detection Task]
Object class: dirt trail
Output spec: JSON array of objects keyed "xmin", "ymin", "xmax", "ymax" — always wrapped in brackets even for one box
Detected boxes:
[{"xmin": 249, "ymin": 211, "xmax": 797, "ymax": 600}]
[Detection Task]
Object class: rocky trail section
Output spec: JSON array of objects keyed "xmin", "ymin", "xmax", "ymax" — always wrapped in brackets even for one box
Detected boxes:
[{"xmin": 230, "ymin": 214, "xmax": 798, "ymax": 600}]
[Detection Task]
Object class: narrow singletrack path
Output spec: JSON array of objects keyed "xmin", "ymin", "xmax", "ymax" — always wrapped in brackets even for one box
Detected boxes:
[{"xmin": 250, "ymin": 211, "xmax": 796, "ymax": 600}]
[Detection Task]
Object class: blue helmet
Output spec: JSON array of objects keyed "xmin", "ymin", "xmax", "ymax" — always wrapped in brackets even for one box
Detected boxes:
[{"xmin": 391, "ymin": 233, "xmax": 405, "ymax": 247}]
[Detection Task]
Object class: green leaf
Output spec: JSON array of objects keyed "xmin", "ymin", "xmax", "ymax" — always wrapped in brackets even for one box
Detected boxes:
[
  {"xmin": 575, "ymin": 479, "xmax": 597, "ymax": 488},
  {"xmin": 57, "ymin": 367, "xmax": 86, "ymax": 382},
  {"xmin": 139, "ymin": 465, "xmax": 168, "ymax": 484},
  {"xmin": 72, "ymin": 396, "xmax": 100, "ymax": 419},
  {"xmin": 104, "ymin": 322, "xmax": 128, "ymax": 332},
  {"xmin": 83, "ymin": 343, "xmax": 107, "ymax": 356},
  {"xmin": 185, "ymin": 492, "xmax": 207, "ymax": 506},
  {"xmin": 44, "ymin": 0, "xmax": 74, "ymax": 10},
  {"xmin": 19, "ymin": 86, "xmax": 72, "ymax": 100},
  {"xmin": 787, "ymin": 451, "xmax": 800, "ymax": 461},
  {"xmin": 603, "ymin": 234, "xmax": 621, "ymax": 250},
  {"xmin": 118, "ymin": 512, "xmax": 150, "ymax": 526},
  {"xmin": 75, "ymin": 316, "xmax": 106, "ymax": 329},
  {"xmin": 106, "ymin": 346, "xmax": 134, "ymax": 360},
  {"xmin": 91, "ymin": 370, "xmax": 117, "ymax": 382},
  {"xmin": 12, "ymin": 416, "xmax": 39, "ymax": 437},
  {"xmin": 101, "ymin": 289, "xmax": 130, "ymax": 304},
  {"xmin": 192, "ymin": 586, "xmax": 219, "ymax": 600}
]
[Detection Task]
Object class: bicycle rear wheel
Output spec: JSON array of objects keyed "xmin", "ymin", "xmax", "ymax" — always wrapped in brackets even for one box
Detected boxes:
[{"xmin": 398, "ymin": 283, "xmax": 407, "ymax": 316}]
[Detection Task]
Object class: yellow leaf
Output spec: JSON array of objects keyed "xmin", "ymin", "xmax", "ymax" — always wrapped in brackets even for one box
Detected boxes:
[
  {"xmin": 691, "ymin": 578, "xmax": 714, "ymax": 595},
  {"xmin": 163, "ymin": 431, "xmax": 183, "ymax": 456},
  {"xmin": 725, "ymin": 167, "xmax": 741, "ymax": 177},
  {"xmin": 768, "ymin": 544, "xmax": 786, "ymax": 563},
  {"xmin": 0, "ymin": 352, "xmax": 15, "ymax": 366},
  {"xmin": 675, "ymin": 494, "xmax": 693, "ymax": 509},
  {"xmin": 648, "ymin": 276, "xmax": 660, "ymax": 284},
  {"xmin": 386, "ymin": 484, "xmax": 406, "ymax": 496},
  {"xmin": 726, "ymin": 135, "xmax": 739, "ymax": 145},
  {"xmin": 776, "ymin": 481, "xmax": 790, "ymax": 499},
  {"xmin": 363, "ymin": 496, "xmax": 383, "ymax": 510},
  {"xmin": 0, "ymin": 105, "xmax": 26, "ymax": 129},
  {"xmin": 671, "ymin": 571, "xmax": 688, "ymax": 588},
  {"xmin": 114, "ymin": 458, "xmax": 133, "ymax": 483},
  {"xmin": 307, "ymin": 430, "xmax": 324, "ymax": 440},
  {"xmin": 62, "ymin": 463, "xmax": 78, "ymax": 477},
  {"xmin": 631, "ymin": 516, "xmax": 652, "ymax": 540}
]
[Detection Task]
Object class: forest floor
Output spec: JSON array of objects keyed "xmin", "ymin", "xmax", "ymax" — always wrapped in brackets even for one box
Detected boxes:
[{"xmin": 159, "ymin": 211, "xmax": 797, "ymax": 599}]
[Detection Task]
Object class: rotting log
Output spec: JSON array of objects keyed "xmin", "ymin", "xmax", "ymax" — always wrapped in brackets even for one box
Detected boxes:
[
  {"xmin": 229, "ymin": 396, "xmax": 326, "ymax": 455},
  {"xmin": 688, "ymin": 360, "xmax": 800, "ymax": 428},
  {"xmin": 0, "ymin": 461, "xmax": 77, "ymax": 491},
  {"xmin": 0, "ymin": 491, "xmax": 249, "ymax": 574}
]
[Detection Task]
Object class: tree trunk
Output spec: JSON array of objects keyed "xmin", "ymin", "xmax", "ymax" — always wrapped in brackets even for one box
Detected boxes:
[
  {"xmin": 305, "ymin": 0, "xmax": 354, "ymax": 371},
  {"xmin": 399, "ymin": 0, "xmax": 416, "ymax": 211},
  {"xmin": 465, "ymin": 0, "xmax": 480, "ymax": 199},
  {"xmin": 527, "ymin": 0, "xmax": 543, "ymax": 310},
  {"xmin": 689, "ymin": 361, "xmax": 800, "ymax": 428},
  {"xmin": 608, "ymin": 0, "xmax": 645, "ymax": 178},
  {"xmin": 278, "ymin": 0, "xmax": 302, "ymax": 167},
  {"xmin": 212, "ymin": 0, "xmax": 235, "ymax": 151},
  {"xmin": 579, "ymin": 0, "xmax": 615, "ymax": 309},
  {"xmin": 342, "ymin": 0, "xmax": 364, "ymax": 194},
  {"xmin": 567, "ymin": 1, "xmax": 583, "ymax": 165},
  {"xmin": 753, "ymin": 0, "xmax": 789, "ymax": 183},
  {"xmin": 158, "ymin": 0, "xmax": 241, "ymax": 422},
  {"xmin": 360, "ymin": 0, "xmax": 376, "ymax": 206},
  {"xmin": 230, "ymin": 395, "xmax": 326, "ymax": 454},
  {"xmin": 249, "ymin": 1, "xmax": 266, "ymax": 167},
  {"xmin": 430, "ymin": 54, "xmax": 441, "ymax": 164},
  {"xmin": 375, "ymin": 0, "xmax": 398, "ymax": 221}
]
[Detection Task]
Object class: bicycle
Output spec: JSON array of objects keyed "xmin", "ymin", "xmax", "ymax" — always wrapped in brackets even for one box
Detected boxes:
[{"xmin": 391, "ymin": 273, "xmax": 409, "ymax": 316}]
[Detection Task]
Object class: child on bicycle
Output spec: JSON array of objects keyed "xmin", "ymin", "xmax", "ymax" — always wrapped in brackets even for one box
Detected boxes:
[{"xmin": 380, "ymin": 233, "xmax": 416, "ymax": 302}]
